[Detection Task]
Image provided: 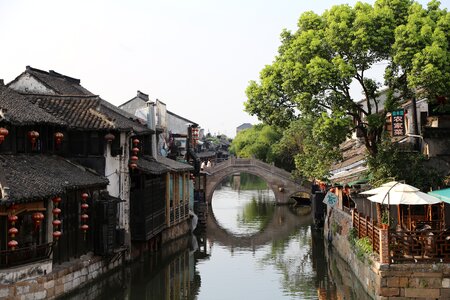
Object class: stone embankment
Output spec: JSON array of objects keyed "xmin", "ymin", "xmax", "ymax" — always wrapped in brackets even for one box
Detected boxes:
[{"xmin": 325, "ymin": 206, "xmax": 450, "ymax": 299}]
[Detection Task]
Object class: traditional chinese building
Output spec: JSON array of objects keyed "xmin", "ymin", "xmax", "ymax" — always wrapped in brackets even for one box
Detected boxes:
[{"xmin": 0, "ymin": 82, "xmax": 110, "ymax": 283}]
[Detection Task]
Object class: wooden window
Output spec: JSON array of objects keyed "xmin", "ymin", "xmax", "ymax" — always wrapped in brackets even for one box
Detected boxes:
[
  {"xmin": 88, "ymin": 132, "xmax": 102, "ymax": 155},
  {"xmin": 0, "ymin": 124, "xmax": 13, "ymax": 153},
  {"xmin": 169, "ymin": 173, "xmax": 174, "ymax": 207},
  {"xmin": 16, "ymin": 127, "xmax": 26, "ymax": 153},
  {"xmin": 143, "ymin": 135, "xmax": 152, "ymax": 156},
  {"xmin": 179, "ymin": 174, "xmax": 184, "ymax": 203},
  {"xmin": 69, "ymin": 132, "xmax": 86, "ymax": 155},
  {"xmin": 110, "ymin": 132, "xmax": 121, "ymax": 156}
]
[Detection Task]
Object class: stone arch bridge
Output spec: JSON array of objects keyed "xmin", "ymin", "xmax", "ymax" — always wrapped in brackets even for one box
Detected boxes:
[
  {"xmin": 205, "ymin": 157, "xmax": 311, "ymax": 204},
  {"xmin": 206, "ymin": 205, "xmax": 313, "ymax": 249}
]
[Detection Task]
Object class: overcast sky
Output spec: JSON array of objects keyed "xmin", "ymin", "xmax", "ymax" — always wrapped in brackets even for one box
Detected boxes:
[{"xmin": 0, "ymin": 0, "xmax": 443, "ymax": 137}]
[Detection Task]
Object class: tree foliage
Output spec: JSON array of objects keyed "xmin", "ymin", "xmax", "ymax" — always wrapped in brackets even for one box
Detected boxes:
[
  {"xmin": 244, "ymin": 0, "xmax": 449, "ymax": 180},
  {"xmin": 229, "ymin": 124, "xmax": 282, "ymax": 164},
  {"xmin": 389, "ymin": 0, "xmax": 450, "ymax": 105}
]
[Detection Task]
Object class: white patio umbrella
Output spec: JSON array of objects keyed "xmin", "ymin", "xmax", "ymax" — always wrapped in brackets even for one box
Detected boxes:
[
  {"xmin": 363, "ymin": 181, "xmax": 442, "ymax": 230},
  {"xmin": 360, "ymin": 181, "xmax": 419, "ymax": 195},
  {"xmin": 367, "ymin": 189, "xmax": 442, "ymax": 205}
]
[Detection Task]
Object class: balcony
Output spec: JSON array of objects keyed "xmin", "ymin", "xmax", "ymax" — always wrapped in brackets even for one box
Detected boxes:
[{"xmin": 0, "ymin": 242, "xmax": 54, "ymax": 268}]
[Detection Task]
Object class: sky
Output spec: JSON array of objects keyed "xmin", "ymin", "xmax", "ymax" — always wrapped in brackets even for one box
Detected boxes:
[{"xmin": 0, "ymin": 0, "xmax": 443, "ymax": 137}]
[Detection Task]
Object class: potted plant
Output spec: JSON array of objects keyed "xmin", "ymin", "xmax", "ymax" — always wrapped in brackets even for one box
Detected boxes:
[{"xmin": 381, "ymin": 210, "xmax": 389, "ymax": 229}]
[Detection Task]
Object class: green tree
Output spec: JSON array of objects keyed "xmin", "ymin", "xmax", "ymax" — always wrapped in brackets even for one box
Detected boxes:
[
  {"xmin": 245, "ymin": 2, "xmax": 407, "ymax": 157},
  {"xmin": 389, "ymin": 0, "xmax": 449, "ymax": 107},
  {"xmin": 230, "ymin": 124, "xmax": 282, "ymax": 164},
  {"xmin": 245, "ymin": 0, "xmax": 448, "ymax": 181}
]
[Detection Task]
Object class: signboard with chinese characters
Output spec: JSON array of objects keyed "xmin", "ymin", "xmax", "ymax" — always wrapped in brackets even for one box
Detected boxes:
[
  {"xmin": 323, "ymin": 191, "xmax": 338, "ymax": 207},
  {"xmin": 391, "ymin": 109, "xmax": 405, "ymax": 137}
]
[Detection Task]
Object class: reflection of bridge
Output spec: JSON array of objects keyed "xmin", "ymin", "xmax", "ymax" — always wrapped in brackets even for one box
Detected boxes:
[
  {"xmin": 206, "ymin": 206, "xmax": 312, "ymax": 249},
  {"xmin": 205, "ymin": 157, "xmax": 311, "ymax": 204}
]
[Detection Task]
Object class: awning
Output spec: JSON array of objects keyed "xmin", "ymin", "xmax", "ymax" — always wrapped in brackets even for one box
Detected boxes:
[
  {"xmin": 428, "ymin": 188, "xmax": 450, "ymax": 204},
  {"xmin": 347, "ymin": 178, "xmax": 369, "ymax": 187}
]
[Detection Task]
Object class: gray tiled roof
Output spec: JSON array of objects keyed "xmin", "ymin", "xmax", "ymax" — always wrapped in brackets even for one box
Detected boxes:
[
  {"xmin": 136, "ymin": 156, "xmax": 170, "ymax": 175},
  {"xmin": 0, "ymin": 154, "xmax": 108, "ymax": 203},
  {"xmin": 196, "ymin": 151, "xmax": 216, "ymax": 159},
  {"xmin": 22, "ymin": 66, "xmax": 94, "ymax": 96},
  {"xmin": 157, "ymin": 155, "xmax": 194, "ymax": 172},
  {"xmin": 0, "ymin": 85, "xmax": 64, "ymax": 126},
  {"xmin": 28, "ymin": 95, "xmax": 150, "ymax": 133}
]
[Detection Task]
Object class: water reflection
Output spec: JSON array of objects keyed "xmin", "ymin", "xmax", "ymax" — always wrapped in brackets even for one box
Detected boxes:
[{"xmin": 60, "ymin": 184, "xmax": 370, "ymax": 300}]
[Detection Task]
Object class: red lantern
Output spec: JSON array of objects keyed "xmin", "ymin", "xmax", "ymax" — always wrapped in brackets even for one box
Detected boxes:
[
  {"xmin": 28, "ymin": 130, "xmax": 39, "ymax": 149},
  {"xmin": 81, "ymin": 214, "xmax": 89, "ymax": 221},
  {"xmin": 52, "ymin": 196, "xmax": 62, "ymax": 204},
  {"xmin": 8, "ymin": 240, "xmax": 18, "ymax": 250},
  {"xmin": 81, "ymin": 203, "xmax": 89, "ymax": 210},
  {"xmin": 344, "ymin": 187, "xmax": 350, "ymax": 195},
  {"xmin": 32, "ymin": 212, "xmax": 44, "ymax": 229},
  {"xmin": 0, "ymin": 127, "xmax": 8, "ymax": 144},
  {"xmin": 8, "ymin": 215, "xmax": 18, "ymax": 225},
  {"xmin": 52, "ymin": 207, "xmax": 61, "ymax": 216},
  {"xmin": 132, "ymin": 147, "xmax": 139, "ymax": 155},
  {"xmin": 130, "ymin": 155, "xmax": 138, "ymax": 162},
  {"xmin": 129, "ymin": 162, "xmax": 137, "ymax": 170},
  {"xmin": 319, "ymin": 182, "xmax": 326, "ymax": 191},
  {"xmin": 191, "ymin": 128, "xmax": 199, "ymax": 146},
  {"xmin": 52, "ymin": 231, "xmax": 62, "ymax": 240},
  {"xmin": 8, "ymin": 227, "xmax": 18, "ymax": 237},
  {"xmin": 104, "ymin": 133, "xmax": 115, "ymax": 143},
  {"xmin": 54, "ymin": 132, "xmax": 64, "ymax": 145},
  {"xmin": 133, "ymin": 138, "xmax": 140, "ymax": 146},
  {"xmin": 81, "ymin": 224, "xmax": 89, "ymax": 232},
  {"xmin": 81, "ymin": 193, "xmax": 89, "ymax": 201},
  {"xmin": 52, "ymin": 219, "xmax": 61, "ymax": 227}
]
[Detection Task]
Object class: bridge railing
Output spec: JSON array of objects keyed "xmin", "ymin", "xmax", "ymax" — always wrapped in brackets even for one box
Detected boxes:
[{"xmin": 208, "ymin": 157, "xmax": 304, "ymax": 185}]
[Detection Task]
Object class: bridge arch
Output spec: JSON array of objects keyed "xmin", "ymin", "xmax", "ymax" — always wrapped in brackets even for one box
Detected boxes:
[
  {"xmin": 207, "ymin": 205, "xmax": 312, "ymax": 249},
  {"xmin": 205, "ymin": 157, "xmax": 311, "ymax": 204}
]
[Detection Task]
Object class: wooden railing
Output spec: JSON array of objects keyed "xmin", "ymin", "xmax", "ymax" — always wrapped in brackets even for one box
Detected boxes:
[
  {"xmin": 352, "ymin": 210, "xmax": 450, "ymax": 263},
  {"xmin": 0, "ymin": 242, "xmax": 53, "ymax": 268},
  {"xmin": 352, "ymin": 210, "xmax": 380, "ymax": 254},
  {"xmin": 390, "ymin": 229, "xmax": 450, "ymax": 263},
  {"xmin": 169, "ymin": 203, "xmax": 189, "ymax": 227}
]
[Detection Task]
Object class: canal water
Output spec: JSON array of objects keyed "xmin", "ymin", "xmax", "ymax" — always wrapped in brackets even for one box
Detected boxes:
[{"xmin": 61, "ymin": 176, "xmax": 370, "ymax": 300}]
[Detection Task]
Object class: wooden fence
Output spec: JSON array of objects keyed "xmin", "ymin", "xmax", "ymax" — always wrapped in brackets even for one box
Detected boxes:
[
  {"xmin": 352, "ymin": 210, "xmax": 380, "ymax": 255},
  {"xmin": 353, "ymin": 209, "xmax": 450, "ymax": 263}
]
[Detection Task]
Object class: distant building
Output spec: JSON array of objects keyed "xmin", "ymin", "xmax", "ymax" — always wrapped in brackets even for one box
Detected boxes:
[{"xmin": 236, "ymin": 123, "xmax": 252, "ymax": 134}]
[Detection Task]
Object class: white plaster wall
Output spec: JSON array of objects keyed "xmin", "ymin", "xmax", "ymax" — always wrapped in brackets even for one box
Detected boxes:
[
  {"xmin": 105, "ymin": 144, "xmax": 121, "ymax": 198},
  {"xmin": 167, "ymin": 113, "xmax": 190, "ymax": 135},
  {"xmin": 104, "ymin": 132, "xmax": 130, "ymax": 252},
  {"xmin": 404, "ymin": 99, "xmax": 428, "ymax": 134},
  {"xmin": 119, "ymin": 98, "xmax": 146, "ymax": 115},
  {"xmin": 9, "ymin": 74, "xmax": 55, "ymax": 94}
]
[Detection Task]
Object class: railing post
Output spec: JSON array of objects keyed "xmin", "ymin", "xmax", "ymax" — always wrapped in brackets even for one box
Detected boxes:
[
  {"xmin": 365, "ymin": 216, "xmax": 369, "ymax": 239},
  {"xmin": 352, "ymin": 209, "xmax": 355, "ymax": 227},
  {"xmin": 380, "ymin": 227, "xmax": 390, "ymax": 264}
]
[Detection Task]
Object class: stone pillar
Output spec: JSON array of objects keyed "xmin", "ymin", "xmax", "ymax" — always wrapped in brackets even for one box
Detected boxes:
[{"xmin": 379, "ymin": 227, "xmax": 390, "ymax": 264}]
